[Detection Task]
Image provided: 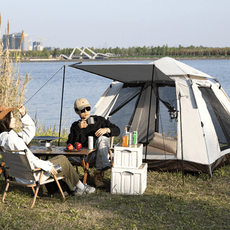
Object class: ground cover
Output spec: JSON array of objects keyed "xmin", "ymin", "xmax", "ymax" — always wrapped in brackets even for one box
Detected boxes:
[{"xmin": 0, "ymin": 163, "xmax": 229, "ymax": 229}]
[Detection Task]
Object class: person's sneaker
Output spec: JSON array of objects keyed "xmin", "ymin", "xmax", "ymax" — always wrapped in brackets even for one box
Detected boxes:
[{"xmin": 72, "ymin": 184, "xmax": 96, "ymax": 195}]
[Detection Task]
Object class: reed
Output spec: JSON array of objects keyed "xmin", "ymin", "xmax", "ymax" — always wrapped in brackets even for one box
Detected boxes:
[{"xmin": 0, "ymin": 18, "xmax": 30, "ymax": 129}]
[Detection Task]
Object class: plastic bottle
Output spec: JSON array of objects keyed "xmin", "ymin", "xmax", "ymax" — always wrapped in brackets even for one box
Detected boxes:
[
  {"xmin": 122, "ymin": 127, "xmax": 129, "ymax": 147},
  {"xmin": 133, "ymin": 131, "xmax": 138, "ymax": 147}
]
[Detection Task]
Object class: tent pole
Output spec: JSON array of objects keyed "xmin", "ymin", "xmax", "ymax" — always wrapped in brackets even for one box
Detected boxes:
[
  {"xmin": 145, "ymin": 65, "xmax": 155, "ymax": 161},
  {"xmin": 58, "ymin": 65, "xmax": 66, "ymax": 146},
  {"xmin": 179, "ymin": 92, "xmax": 185, "ymax": 185}
]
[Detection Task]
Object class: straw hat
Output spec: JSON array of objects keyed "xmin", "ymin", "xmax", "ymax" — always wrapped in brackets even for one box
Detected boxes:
[{"xmin": 0, "ymin": 105, "xmax": 16, "ymax": 120}]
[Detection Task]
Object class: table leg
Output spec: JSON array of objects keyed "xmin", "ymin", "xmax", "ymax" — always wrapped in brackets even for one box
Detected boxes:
[{"xmin": 82, "ymin": 154, "xmax": 92, "ymax": 184}]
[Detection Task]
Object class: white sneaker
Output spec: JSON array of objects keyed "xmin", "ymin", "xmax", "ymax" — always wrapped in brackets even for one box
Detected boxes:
[{"xmin": 73, "ymin": 184, "xmax": 96, "ymax": 195}]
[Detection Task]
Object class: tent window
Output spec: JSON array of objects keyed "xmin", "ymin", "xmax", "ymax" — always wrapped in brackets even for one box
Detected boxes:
[
  {"xmin": 157, "ymin": 86, "xmax": 177, "ymax": 138},
  {"xmin": 110, "ymin": 86, "xmax": 142, "ymax": 115},
  {"xmin": 109, "ymin": 87, "xmax": 141, "ymax": 134},
  {"xmin": 199, "ymin": 87, "xmax": 230, "ymax": 149}
]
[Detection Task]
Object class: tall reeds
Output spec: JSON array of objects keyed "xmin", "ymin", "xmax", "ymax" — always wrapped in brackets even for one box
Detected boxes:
[{"xmin": 0, "ymin": 15, "xmax": 30, "ymax": 129}]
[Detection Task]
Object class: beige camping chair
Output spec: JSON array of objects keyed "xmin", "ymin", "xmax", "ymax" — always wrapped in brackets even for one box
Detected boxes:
[{"xmin": 0, "ymin": 147, "xmax": 66, "ymax": 209}]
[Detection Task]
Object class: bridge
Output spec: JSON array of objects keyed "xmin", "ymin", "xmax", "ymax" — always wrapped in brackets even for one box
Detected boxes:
[{"xmin": 60, "ymin": 47, "xmax": 116, "ymax": 60}]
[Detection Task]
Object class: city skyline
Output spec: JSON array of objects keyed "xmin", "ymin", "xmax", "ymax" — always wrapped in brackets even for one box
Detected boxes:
[{"xmin": 1, "ymin": 0, "xmax": 230, "ymax": 49}]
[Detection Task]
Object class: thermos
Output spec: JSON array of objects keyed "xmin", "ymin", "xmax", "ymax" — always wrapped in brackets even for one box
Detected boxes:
[{"xmin": 88, "ymin": 136, "xmax": 94, "ymax": 149}]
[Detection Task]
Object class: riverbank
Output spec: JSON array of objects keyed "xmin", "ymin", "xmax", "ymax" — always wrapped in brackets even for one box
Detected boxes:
[{"xmin": 19, "ymin": 55, "xmax": 230, "ymax": 63}]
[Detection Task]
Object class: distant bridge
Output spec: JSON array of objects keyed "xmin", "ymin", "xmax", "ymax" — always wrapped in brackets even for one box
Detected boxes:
[{"xmin": 60, "ymin": 47, "xmax": 116, "ymax": 60}]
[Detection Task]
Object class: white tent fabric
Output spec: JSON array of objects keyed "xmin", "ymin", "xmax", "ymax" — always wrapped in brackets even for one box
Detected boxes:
[
  {"xmin": 93, "ymin": 82, "xmax": 123, "ymax": 118},
  {"xmin": 154, "ymin": 57, "xmax": 213, "ymax": 79},
  {"xmin": 175, "ymin": 78, "xmax": 208, "ymax": 163}
]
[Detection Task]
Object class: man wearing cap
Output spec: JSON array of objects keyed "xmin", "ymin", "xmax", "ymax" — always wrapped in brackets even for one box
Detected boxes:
[{"xmin": 67, "ymin": 98, "xmax": 120, "ymax": 187}]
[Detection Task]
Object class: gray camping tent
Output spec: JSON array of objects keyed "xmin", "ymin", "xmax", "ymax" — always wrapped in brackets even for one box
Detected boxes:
[{"xmin": 70, "ymin": 57, "xmax": 230, "ymax": 175}]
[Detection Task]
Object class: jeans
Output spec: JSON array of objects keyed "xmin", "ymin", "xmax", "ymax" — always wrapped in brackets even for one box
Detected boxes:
[{"xmin": 69, "ymin": 136, "xmax": 111, "ymax": 170}]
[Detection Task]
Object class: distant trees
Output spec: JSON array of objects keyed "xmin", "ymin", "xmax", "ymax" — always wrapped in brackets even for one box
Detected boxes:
[{"xmin": 18, "ymin": 45, "xmax": 230, "ymax": 59}]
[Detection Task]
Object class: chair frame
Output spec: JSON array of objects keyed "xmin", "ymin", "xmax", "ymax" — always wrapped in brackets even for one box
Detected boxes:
[{"xmin": 0, "ymin": 147, "xmax": 66, "ymax": 209}]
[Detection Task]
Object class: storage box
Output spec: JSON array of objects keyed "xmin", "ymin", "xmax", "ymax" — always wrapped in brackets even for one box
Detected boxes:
[
  {"xmin": 111, "ymin": 163, "xmax": 147, "ymax": 195},
  {"xmin": 113, "ymin": 144, "xmax": 143, "ymax": 169}
]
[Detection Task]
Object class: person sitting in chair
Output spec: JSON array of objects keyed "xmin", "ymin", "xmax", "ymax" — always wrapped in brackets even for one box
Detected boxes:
[
  {"xmin": 67, "ymin": 98, "xmax": 120, "ymax": 187},
  {"xmin": 0, "ymin": 105, "xmax": 95, "ymax": 195}
]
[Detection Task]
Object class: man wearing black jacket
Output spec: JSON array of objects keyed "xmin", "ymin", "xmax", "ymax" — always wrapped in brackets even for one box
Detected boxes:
[{"xmin": 67, "ymin": 98, "xmax": 120, "ymax": 187}]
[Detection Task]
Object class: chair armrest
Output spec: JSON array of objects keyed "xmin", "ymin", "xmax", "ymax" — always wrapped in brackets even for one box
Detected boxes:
[{"xmin": 32, "ymin": 168, "xmax": 42, "ymax": 172}]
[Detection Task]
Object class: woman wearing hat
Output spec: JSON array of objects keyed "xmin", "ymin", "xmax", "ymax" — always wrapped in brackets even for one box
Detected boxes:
[{"xmin": 0, "ymin": 105, "xmax": 95, "ymax": 195}]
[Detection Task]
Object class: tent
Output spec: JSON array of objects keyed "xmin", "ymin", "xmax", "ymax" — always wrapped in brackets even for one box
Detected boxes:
[{"xmin": 69, "ymin": 57, "xmax": 230, "ymax": 175}]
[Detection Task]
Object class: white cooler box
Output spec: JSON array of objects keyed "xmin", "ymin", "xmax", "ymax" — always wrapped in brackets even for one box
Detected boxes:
[
  {"xmin": 111, "ymin": 163, "xmax": 147, "ymax": 195},
  {"xmin": 113, "ymin": 144, "xmax": 143, "ymax": 169}
]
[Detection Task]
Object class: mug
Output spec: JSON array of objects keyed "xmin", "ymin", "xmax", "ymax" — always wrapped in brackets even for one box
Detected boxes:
[{"xmin": 88, "ymin": 116, "xmax": 95, "ymax": 125}]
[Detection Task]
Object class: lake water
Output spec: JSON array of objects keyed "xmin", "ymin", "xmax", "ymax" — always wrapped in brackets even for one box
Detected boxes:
[{"xmin": 18, "ymin": 59, "xmax": 230, "ymax": 132}]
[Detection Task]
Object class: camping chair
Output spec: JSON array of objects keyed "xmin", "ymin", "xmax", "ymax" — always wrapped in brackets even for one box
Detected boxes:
[{"xmin": 0, "ymin": 147, "xmax": 66, "ymax": 209}]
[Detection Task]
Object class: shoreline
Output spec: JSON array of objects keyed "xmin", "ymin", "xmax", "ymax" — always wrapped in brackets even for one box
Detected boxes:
[{"xmin": 19, "ymin": 56, "xmax": 230, "ymax": 63}]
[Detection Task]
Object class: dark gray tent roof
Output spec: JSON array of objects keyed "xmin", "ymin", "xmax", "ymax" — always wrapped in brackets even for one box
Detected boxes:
[
  {"xmin": 69, "ymin": 61, "xmax": 157, "ymax": 83},
  {"xmin": 69, "ymin": 57, "xmax": 213, "ymax": 83}
]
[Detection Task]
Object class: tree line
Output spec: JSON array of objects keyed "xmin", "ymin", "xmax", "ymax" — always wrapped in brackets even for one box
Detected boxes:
[{"xmin": 16, "ymin": 45, "xmax": 230, "ymax": 59}]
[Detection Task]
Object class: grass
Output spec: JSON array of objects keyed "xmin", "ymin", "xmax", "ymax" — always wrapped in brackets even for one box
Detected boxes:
[{"xmin": 0, "ymin": 162, "xmax": 229, "ymax": 229}]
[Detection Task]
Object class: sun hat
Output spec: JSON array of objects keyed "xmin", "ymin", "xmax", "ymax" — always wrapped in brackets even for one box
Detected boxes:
[
  {"xmin": 74, "ymin": 98, "xmax": 91, "ymax": 110},
  {"xmin": 0, "ymin": 105, "xmax": 16, "ymax": 120}
]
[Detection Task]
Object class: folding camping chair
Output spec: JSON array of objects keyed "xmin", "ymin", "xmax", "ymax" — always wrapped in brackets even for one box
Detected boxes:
[{"xmin": 0, "ymin": 147, "xmax": 66, "ymax": 209}]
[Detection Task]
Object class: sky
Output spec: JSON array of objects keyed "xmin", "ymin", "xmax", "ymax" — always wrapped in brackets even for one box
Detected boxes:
[{"xmin": 1, "ymin": 0, "xmax": 230, "ymax": 49}]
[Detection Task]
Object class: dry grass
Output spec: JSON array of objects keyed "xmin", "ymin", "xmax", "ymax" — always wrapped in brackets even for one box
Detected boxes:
[{"xmin": 0, "ymin": 22, "xmax": 30, "ymax": 129}]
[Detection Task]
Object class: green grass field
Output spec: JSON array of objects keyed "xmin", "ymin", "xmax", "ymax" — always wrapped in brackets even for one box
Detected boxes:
[{"xmin": 0, "ymin": 163, "xmax": 229, "ymax": 229}]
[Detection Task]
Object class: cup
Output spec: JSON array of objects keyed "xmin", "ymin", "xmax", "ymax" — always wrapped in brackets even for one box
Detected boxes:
[
  {"xmin": 88, "ymin": 116, "xmax": 95, "ymax": 125},
  {"xmin": 88, "ymin": 136, "xmax": 94, "ymax": 149}
]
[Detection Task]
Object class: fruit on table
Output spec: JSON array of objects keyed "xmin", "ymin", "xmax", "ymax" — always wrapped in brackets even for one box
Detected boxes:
[
  {"xmin": 75, "ymin": 142, "xmax": 82, "ymax": 150},
  {"xmin": 67, "ymin": 143, "xmax": 74, "ymax": 151}
]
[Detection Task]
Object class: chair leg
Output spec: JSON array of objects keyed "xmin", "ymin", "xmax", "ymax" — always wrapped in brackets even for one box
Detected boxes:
[
  {"xmin": 30, "ymin": 184, "xmax": 40, "ymax": 209},
  {"xmin": 31, "ymin": 187, "xmax": 36, "ymax": 194},
  {"xmin": 53, "ymin": 175, "xmax": 66, "ymax": 200},
  {"xmin": 109, "ymin": 149, "xmax": 114, "ymax": 167},
  {"xmin": 2, "ymin": 180, "xmax": 9, "ymax": 203}
]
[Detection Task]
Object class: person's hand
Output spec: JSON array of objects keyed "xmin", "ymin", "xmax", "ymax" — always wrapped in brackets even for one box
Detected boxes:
[
  {"xmin": 95, "ymin": 128, "xmax": 109, "ymax": 137},
  {"xmin": 17, "ymin": 105, "xmax": 26, "ymax": 117},
  {"xmin": 50, "ymin": 166, "xmax": 58, "ymax": 176},
  {"xmin": 78, "ymin": 120, "xmax": 88, "ymax": 129}
]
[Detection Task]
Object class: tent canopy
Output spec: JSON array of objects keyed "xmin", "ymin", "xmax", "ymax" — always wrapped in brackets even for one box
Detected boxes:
[{"xmin": 69, "ymin": 57, "xmax": 213, "ymax": 83}]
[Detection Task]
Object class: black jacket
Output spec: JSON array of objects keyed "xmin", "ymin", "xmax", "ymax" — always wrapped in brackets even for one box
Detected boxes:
[{"xmin": 67, "ymin": 115, "xmax": 120, "ymax": 147}]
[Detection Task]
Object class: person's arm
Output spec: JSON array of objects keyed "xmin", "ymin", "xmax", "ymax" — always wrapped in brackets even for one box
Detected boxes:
[
  {"xmin": 17, "ymin": 106, "xmax": 35, "ymax": 145},
  {"xmin": 67, "ymin": 121, "xmax": 83, "ymax": 145},
  {"xmin": 8, "ymin": 132, "xmax": 53, "ymax": 172},
  {"xmin": 95, "ymin": 117, "xmax": 120, "ymax": 137}
]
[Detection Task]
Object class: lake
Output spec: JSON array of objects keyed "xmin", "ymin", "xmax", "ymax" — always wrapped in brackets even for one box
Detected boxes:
[{"xmin": 18, "ymin": 59, "xmax": 230, "ymax": 132}]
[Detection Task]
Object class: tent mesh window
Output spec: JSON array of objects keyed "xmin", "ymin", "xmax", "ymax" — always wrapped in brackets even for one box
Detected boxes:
[
  {"xmin": 199, "ymin": 87, "xmax": 230, "ymax": 150},
  {"xmin": 157, "ymin": 85, "xmax": 178, "ymax": 139},
  {"xmin": 109, "ymin": 86, "xmax": 142, "ymax": 134}
]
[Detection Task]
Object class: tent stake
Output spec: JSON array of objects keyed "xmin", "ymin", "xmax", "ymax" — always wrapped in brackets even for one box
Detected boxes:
[{"xmin": 58, "ymin": 65, "xmax": 66, "ymax": 146}]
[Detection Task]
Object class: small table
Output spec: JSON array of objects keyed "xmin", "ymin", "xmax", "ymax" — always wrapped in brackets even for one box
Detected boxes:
[{"xmin": 30, "ymin": 145, "xmax": 96, "ymax": 184}]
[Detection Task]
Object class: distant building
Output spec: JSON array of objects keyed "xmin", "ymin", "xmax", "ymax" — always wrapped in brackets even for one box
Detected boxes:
[
  {"xmin": 44, "ymin": 46, "xmax": 56, "ymax": 51},
  {"xmin": 2, "ymin": 32, "xmax": 29, "ymax": 51},
  {"xmin": 33, "ymin": 41, "xmax": 43, "ymax": 51}
]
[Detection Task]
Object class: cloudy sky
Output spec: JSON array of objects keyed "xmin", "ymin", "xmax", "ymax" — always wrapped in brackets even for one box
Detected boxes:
[{"xmin": 1, "ymin": 0, "xmax": 230, "ymax": 49}]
